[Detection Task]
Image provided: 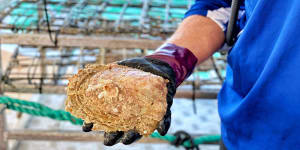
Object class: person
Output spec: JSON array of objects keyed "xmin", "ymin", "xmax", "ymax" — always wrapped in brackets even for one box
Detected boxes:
[{"xmin": 83, "ymin": 0, "xmax": 300, "ymax": 149}]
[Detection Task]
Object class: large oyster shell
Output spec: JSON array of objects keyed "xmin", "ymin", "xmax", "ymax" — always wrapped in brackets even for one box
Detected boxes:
[{"xmin": 65, "ymin": 63, "xmax": 168, "ymax": 135}]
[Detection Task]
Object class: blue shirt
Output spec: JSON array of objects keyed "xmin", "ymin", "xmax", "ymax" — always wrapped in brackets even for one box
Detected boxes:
[{"xmin": 185, "ymin": 0, "xmax": 300, "ymax": 149}]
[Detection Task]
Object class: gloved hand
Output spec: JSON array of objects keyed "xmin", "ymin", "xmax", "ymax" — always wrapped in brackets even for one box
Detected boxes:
[{"xmin": 82, "ymin": 43, "xmax": 198, "ymax": 146}]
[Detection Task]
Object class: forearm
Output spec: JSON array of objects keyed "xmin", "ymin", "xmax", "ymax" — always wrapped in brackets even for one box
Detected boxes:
[
  {"xmin": 168, "ymin": 15, "xmax": 225, "ymax": 65},
  {"xmin": 120, "ymin": 5, "xmax": 228, "ymax": 88},
  {"xmin": 145, "ymin": 15, "xmax": 225, "ymax": 87}
]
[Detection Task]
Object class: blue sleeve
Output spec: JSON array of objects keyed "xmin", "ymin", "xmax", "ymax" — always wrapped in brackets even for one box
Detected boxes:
[
  {"xmin": 184, "ymin": 0, "xmax": 231, "ymax": 18},
  {"xmin": 184, "ymin": 0, "xmax": 245, "ymax": 32}
]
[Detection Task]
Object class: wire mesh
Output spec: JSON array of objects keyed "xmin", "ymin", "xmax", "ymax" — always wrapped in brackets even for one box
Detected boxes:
[{"xmin": 0, "ymin": 0, "xmax": 194, "ymax": 36}]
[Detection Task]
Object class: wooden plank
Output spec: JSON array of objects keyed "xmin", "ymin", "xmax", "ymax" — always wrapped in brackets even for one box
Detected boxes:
[
  {"xmin": 7, "ymin": 130, "xmax": 215, "ymax": 144},
  {"xmin": 0, "ymin": 105, "xmax": 8, "ymax": 150},
  {"xmin": 7, "ymin": 130, "xmax": 168, "ymax": 143},
  {"xmin": 3, "ymin": 84, "xmax": 66, "ymax": 94},
  {"xmin": 0, "ymin": 34, "xmax": 163, "ymax": 49}
]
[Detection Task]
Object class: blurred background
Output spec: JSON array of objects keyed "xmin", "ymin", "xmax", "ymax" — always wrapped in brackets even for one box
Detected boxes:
[{"xmin": 0, "ymin": 0, "xmax": 227, "ymax": 149}]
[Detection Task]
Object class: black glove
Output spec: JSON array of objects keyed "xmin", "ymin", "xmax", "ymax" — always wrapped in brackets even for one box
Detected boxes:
[
  {"xmin": 82, "ymin": 43, "xmax": 198, "ymax": 146},
  {"xmin": 82, "ymin": 57, "xmax": 177, "ymax": 146}
]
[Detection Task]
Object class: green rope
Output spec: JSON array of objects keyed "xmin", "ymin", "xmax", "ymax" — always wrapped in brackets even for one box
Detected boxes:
[
  {"xmin": 0, "ymin": 96, "xmax": 220, "ymax": 148},
  {"xmin": 150, "ymin": 132, "xmax": 220, "ymax": 147},
  {"xmin": 0, "ymin": 96, "xmax": 83, "ymax": 125}
]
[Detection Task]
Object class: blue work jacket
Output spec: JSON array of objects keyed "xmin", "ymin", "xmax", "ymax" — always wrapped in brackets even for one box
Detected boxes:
[{"xmin": 185, "ymin": 0, "xmax": 300, "ymax": 149}]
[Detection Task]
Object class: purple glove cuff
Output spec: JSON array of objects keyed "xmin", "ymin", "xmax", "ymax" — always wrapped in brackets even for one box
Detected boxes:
[{"xmin": 145, "ymin": 43, "xmax": 198, "ymax": 87}]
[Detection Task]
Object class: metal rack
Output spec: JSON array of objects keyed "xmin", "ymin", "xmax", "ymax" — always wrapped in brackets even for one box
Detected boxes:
[
  {"xmin": 0, "ymin": 0, "xmax": 226, "ymax": 149},
  {"xmin": 0, "ymin": 35, "xmax": 223, "ymax": 98}
]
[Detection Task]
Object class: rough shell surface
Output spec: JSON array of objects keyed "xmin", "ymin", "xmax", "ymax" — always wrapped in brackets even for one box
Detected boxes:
[{"xmin": 65, "ymin": 64, "xmax": 168, "ymax": 136}]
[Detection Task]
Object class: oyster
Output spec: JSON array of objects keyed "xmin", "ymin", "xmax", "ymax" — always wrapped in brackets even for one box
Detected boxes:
[{"xmin": 65, "ymin": 63, "xmax": 168, "ymax": 136}]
